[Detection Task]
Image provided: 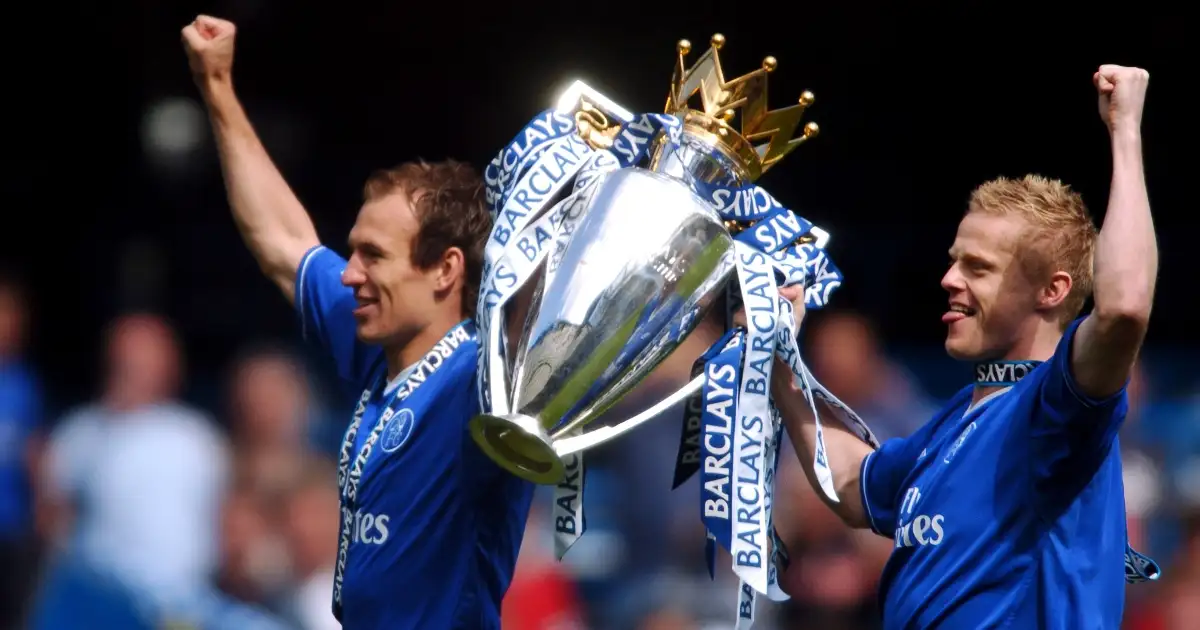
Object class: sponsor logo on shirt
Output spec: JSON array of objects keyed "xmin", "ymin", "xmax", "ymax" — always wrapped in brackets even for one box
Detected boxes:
[
  {"xmin": 350, "ymin": 509, "xmax": 391, "ymax": 545},
  {"xmin": 894, "ymin": 514, "xmax": 946, "ymax": 548},
  {"xmin": 894, "ymin": 486, "xmax": 946, "ymax": 548}
]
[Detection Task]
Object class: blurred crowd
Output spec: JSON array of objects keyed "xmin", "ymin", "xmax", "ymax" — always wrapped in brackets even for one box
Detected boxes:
[{"xmin": 1, "ymin": 268, "xmax": 1198, "ymax": 629}]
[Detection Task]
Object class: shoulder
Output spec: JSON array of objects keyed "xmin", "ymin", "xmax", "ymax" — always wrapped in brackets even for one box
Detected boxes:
[
  {"xmin": 432, "ymin": 335, "xmax": 482, "ymax": 392},
  {"xmin": 399, "ymin": 337, "xmax": 480, "ymax": 432},
  {"xmin": 446, "ymin": 346, "xmax": 483, "ymax": 422},
  {"xmin": 298, "ymin": 244, "xmax": 345, "ymax": 274},
  {"xmin": 49, "ymin": 404, "xmax": 106, "ymax": 442},
  {"xmin": 1039, "ymin": 317, "xmax": 1089, "ymax": 383},
  {"xmin": 152, "ymin": 403, "xmax": 222, "ymax": 435},
  {"xmin": 144, "ymin": 404, "xmax": 232, "ymax": 461},
  {"xmin": 1015, "ymin": 317, "xmax": 1128, "ymax": 412},
  {"xmin": 294, "ymin": 245, "xmax": 352, "ymax": 315},
  {"xmin": 917, "ymin": 385, "xmax": 974, "ymax": 439},
  {"xmin": 44, "ymin": 406, "xmax": 106, "ymax": 479},
  {"xmin": 943, "ymin": 385, "xmax": 975, "ymax": 411}
]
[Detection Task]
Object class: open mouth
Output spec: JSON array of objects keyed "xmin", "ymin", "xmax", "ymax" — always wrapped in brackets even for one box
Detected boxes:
[
  {"xmin": 950, "ymin": 304, "xmax": 977, "ymax": 316},
  {"xmin": 943, "ymin": 303, "xmax": 977, "ymax": 324}
]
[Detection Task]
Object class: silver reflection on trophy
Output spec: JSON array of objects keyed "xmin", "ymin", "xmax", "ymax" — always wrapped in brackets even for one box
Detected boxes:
[{"xmin": 470, "ymin": 33, "xmax": 820, "ymax": 485}]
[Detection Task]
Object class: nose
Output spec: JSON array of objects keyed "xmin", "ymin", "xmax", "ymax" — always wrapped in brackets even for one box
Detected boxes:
[
  {"xmin": 342, "ymin": 255, "xmax": 367, "ymax": 288},
  {"xmin": 941, "ymin": 263, "xmax": 965, "ymax": 294}
]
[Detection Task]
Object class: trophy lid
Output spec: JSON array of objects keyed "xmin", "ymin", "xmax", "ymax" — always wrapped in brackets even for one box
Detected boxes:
[{"xmin": 665, "ymin": 34, "xmax": 820, "ymax": 183}]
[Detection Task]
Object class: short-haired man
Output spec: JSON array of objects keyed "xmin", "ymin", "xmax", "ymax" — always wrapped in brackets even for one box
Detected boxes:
[
  {"xmin": 773, "ymin": 65, "xmax": 1159, "ymax": 628},
  {"xmin": 182, "ymin": 15, "xmax": 534, "ymax": 629}
]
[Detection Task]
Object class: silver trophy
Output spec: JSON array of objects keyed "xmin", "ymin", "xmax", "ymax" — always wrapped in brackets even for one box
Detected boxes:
[{"xmin": 471, "ymin": 34, "xmax": 822, "ymax": 485}]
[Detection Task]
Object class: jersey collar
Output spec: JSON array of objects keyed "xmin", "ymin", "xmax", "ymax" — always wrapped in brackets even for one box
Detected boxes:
[{"xmin": 974, "ymin": 360, "xmax": 1044, "ymax": 388}]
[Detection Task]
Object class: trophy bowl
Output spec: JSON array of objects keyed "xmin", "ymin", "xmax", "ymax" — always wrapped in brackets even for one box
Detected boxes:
[{"xmin": 472, "ymin": 164, "xmax": 736, "ymax": 484}]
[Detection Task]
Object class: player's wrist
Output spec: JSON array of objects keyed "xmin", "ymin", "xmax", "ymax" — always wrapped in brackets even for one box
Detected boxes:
[
  {"xmin": 199, "ymin": 79, "xmax": 249, "ymax": 132},
  {"xmin": 196, "ymin": 73, "xmax": 235, "ymax": 104},
  {"xmin": 770, "ymin": 360, "xmax": 806, "ymax": 414},
  {"xmin": 1109, "ymin": 130, "xmax": 1144, "ymax": 175},
  {"xmin": 1108, "ymin": 125, "xmax": 1142, "ymax": 152}
]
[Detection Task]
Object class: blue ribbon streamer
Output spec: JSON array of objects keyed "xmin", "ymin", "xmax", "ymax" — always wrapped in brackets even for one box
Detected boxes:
[{"xmin": 481, "ymin": 105, "xmax": 851, "ymax": 616}]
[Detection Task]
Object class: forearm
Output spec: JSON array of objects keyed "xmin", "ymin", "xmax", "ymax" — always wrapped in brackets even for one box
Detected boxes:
[
  {"xmin": 202, "ymin": 79, "xmax": 320, "ymax": 299},
  {"xmin": 772, "ymin": 362, "xmax": 872, "ymax": 529},
  {"xmin": 1094, "ymin": 131, "xmax": 1157, "ymax": 320},
  {"xmin": 1073, "ymin": 131, "xmax": 1157, "ymax": 396}
]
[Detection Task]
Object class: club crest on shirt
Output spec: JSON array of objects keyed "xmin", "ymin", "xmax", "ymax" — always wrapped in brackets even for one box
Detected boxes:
[{"xmin": 381, "ymin": 408, "xmax": 415, "ymax": 453}]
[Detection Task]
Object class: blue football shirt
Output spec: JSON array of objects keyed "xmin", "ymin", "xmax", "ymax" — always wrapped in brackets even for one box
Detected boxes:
[
  {"xmin": 295, "ymin": 245, "xmax": 535, "ymax": 629},
  {"xmin": 860, "ymin": 317, "xmax": 1131, "ymax": 628}
]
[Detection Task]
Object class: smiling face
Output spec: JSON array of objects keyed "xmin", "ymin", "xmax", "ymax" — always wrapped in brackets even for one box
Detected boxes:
[
  {"xmin": 941, "ymin": 211, "xmax": 1044, "ymax": 361},
  {"xmin": 940, "ymin": 175, "xmax": 1098, "ymax": 362},
  {"xmin": 342, "ymin": 192, "xmax": 445, "ymax": 347},
  {"xmin": 341, "ymin": 160, "xmax": 491, "ymax": 352}
]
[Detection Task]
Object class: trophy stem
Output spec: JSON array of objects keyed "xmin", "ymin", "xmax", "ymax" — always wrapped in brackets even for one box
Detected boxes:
[{"xmin": 469, "ymin": 413, "xmax": 566, "ymax": 485}]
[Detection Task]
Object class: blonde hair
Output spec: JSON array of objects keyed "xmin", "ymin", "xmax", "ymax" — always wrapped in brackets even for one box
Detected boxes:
[{"xmin": 968, "ymin": 174, "xmax": 1097, "ymax": 327}]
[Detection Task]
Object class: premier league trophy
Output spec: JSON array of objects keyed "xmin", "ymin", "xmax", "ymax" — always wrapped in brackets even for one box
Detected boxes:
[{"xmin": 471, "ymin": 34, "xmax": 879, "ymax": 627}]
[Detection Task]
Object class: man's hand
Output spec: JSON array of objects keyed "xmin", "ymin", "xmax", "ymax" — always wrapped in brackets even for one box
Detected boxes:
[
  {"xmin": 781, "ymin": 284, "xmax": 807, "ymax": 328},
  {"xmin": 1094, "ymin": 65, "xmax": 1150, "ymax": 137},
  {"xmin": 731, "ymin": 283, "xmax": 807, "ymax": 330},
  {"xmin": 182, "ymin": 15, "xmax": 237, "ymax": 87}
]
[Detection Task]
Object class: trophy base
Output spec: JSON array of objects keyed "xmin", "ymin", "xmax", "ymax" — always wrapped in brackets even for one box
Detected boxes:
[{"xmin": 469, "ymin": 413, "xmax": 566, "ymax": 485}]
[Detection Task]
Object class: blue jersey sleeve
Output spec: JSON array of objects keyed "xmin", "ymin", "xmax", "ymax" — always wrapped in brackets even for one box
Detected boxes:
[
  {"xmin": 860, "ymin": 386, "xmax": 972, "ymax": 537},
  {"xmin": 1030, "ymin": 316, "xmax": 1130, "ymax": 496},
  {"xmin": 294, "ymin": 245, "xmax": 380, "ymax": 391},
  {"xmin": 861, "ymin": 425, "xmax": 934, "ymax": 537}
]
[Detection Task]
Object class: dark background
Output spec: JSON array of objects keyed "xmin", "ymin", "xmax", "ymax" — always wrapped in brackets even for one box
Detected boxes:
[{"xmin": 4, "ymin": 1, "xmax": 1192, "ymax": 407}]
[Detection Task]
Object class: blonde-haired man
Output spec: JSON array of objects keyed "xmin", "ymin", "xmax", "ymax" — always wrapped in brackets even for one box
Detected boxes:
[{"xmin": 773, "ymin": 64, "xmax": 1159, "ymax": 628}]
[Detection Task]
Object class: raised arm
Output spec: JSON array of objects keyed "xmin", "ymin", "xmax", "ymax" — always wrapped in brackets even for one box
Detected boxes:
[
  {"xmin": 182, "ymin": 15, "xmax": 320, "ymax": 304},
  {"xmin": 1071, "ymin": 66, "xmax": 1156, "ymax": 400}
]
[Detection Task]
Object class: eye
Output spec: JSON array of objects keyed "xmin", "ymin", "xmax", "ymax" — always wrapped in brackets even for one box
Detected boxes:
[
  {"xmin": 358, "ymin": 244, "xmax": 385, "ymax": 262},
  {"xmin": 966, "ymin": 258, "xmax": 991, "ymax": 275}
]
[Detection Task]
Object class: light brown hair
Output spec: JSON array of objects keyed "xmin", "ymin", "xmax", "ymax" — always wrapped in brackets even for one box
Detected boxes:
[{"xmin": 363, "ymin": 159, "xmax": 491, "ymax": 317}]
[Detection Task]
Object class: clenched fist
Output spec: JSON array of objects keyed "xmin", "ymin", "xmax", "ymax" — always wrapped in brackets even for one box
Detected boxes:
[
  {"xmin": 1093, "ymin": 64, "xmax": 1150, "ymax": 136},
  {"xmin": 182, "ymin": 15, "xmax": 237, "ymax": 86}
]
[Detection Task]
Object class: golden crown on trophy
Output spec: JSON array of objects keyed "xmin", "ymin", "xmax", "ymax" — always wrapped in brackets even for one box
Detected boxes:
[{"xmin": 666, "ymin": 33, "xmax": 820, "ymax": 183}]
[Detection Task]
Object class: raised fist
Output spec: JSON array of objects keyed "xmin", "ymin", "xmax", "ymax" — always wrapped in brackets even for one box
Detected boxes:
[
  {"xmin": 1093, "ymin": 64, "xmax": 1150, "ymax": 135},
  {"xmin": 182, "ymin": 15, "xmax": 237, "ymax": 85}
]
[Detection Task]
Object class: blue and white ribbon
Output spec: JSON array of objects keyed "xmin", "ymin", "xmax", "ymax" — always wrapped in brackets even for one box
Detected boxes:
[
  {"xmin": 477, "ymin": 109, "xmax": 680, "ymax": 559},
  {"xmin": 664, "ymin": 159, "xmax": 880, "ymax": 627},
  {"xmin": 479, "ymin": 105, "xmax": 879, "ymax": 629},
  {"xmin": 332, "ymin": 321, "xmax": 476, "ymax": 619}
]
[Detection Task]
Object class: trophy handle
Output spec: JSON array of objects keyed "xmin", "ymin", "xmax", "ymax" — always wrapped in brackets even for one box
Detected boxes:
[{"xmin": 552, "ymin": 373, "xmax": 705, "ymax": 457}]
